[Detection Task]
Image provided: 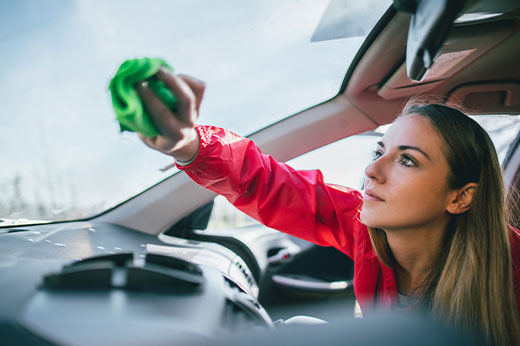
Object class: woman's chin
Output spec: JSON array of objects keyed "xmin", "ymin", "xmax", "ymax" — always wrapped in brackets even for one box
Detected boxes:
[
  {"xmin": 359, "ymin": 209, "xmax": 371, "ymax": 226},
  {"xmin": 360, "ymin": 208, "xmax": 384, "ymax": 228}
]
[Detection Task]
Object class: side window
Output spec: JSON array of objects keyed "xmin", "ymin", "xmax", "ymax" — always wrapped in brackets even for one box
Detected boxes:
[
  {"xmin": 470, "ymin": 115, "xmax": 520, "ymax": 163},
  {"xmin": 206, "ymin": 195, "xmax": 259, "ymax": 230},
  {"xmin": 206, "ymin": 132, "xmax": 382, "ymax": 230},
  {"xmin": 472, "ymin": 115, "xmax": 520, "ymax": 230}
]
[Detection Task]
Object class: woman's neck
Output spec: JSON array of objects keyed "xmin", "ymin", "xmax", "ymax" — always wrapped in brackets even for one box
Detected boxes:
[{"xmin": 385, "ymin": 221, "xmax": 448, "ymax": 296}]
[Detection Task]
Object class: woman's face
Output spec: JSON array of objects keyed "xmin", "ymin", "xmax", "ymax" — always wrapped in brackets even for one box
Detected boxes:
[{"xmin": 360, "ymin": 113, "xmax": 454, "ymax": 230}]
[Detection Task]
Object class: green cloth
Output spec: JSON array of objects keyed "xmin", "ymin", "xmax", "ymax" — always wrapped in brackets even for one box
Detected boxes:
[{"xmin": 109, "ymin": 57, "xmax": 177, "ymax": 138}]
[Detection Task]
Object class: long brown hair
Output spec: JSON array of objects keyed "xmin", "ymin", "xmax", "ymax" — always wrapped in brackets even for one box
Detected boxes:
[{"xmin": 367, "ymin": 98, "xmax": 520, "ymax": 345}]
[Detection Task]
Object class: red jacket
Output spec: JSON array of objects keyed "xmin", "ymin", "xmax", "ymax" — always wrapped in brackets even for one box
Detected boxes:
[{"xmin": 179, "ymin": 125, "xmax": 520, "ymax": 316}]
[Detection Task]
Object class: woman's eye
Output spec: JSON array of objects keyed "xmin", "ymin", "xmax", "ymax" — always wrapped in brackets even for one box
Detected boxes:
[
  {"xmin": 399, "ymin": 154, "xmax": 416, "ymax": 167},
  {"xmin": 372, "ymin": 150, "xmax": 383, "ymax": 161}
]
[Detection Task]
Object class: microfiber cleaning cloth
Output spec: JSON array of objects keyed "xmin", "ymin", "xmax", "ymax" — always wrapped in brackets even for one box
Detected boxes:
[{"xmin": 109, "ymin": 57, "xmax": 177, "ymax": 138}]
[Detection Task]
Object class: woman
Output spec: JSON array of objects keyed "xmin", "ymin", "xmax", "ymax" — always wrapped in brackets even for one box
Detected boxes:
[{"xmin": 135, "ymin": 69, "xmax": 520, "ymax": 345}]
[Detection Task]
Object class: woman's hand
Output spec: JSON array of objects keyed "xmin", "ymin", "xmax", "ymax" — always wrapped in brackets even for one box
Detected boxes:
[{"xmin": 135, "ymin": 68, "xmax": 205, "ymax": 162}]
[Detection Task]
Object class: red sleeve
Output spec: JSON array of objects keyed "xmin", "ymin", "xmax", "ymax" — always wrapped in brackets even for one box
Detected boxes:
[{"xmin": 177, "ymin": 125, "xmax": 365, "ymax": 258}]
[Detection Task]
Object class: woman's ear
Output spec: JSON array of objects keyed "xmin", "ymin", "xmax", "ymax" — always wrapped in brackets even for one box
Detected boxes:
[{"xmin": 446, "ymin": 183, "xmax": 478, "ymax": 215}]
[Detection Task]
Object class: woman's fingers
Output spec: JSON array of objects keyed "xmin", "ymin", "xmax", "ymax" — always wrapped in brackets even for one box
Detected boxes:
[
  {"xmin": 135, "ymin": 81, "xmax": 182, "ymax": 140},
  {"xmin": 134, "ymin": 70, "xmax": 203, "ymax": 156},
  {"xmin": 177, "ymin": 73, "xmax": 205, "ymax": 113},
  {"xmin": 155, "ymin": 68, "xmax": 197, "ymax": 124},
  {"xmin": 138, "ymin": 133, "xmax": 155, "ymax": 148}
]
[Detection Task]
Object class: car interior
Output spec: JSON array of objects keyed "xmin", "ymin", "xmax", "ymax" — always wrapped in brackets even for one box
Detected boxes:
[{"xmin": 1, "ymin": 0, "xmax": 519, "ymax": 345}]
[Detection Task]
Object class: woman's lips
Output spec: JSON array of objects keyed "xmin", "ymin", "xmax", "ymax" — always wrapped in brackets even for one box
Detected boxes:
[{"xmin": 363, "ymin": 189, "xmax": 384, "ymax": 202}]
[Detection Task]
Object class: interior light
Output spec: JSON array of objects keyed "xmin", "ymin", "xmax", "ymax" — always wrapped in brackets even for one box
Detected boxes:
[{"xmin": 454, "ymin": 12, "xmax": 504, "ymax": 24}]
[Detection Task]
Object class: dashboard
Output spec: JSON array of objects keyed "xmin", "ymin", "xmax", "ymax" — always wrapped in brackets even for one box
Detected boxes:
[{"xmin": 0, "ymin": 221, "xmax": 272, "ymax": 345}]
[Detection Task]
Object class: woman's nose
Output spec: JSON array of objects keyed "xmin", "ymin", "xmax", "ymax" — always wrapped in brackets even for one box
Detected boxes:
[{"xmin": 365, "ymin": 157, "xmax": 386, "ymax": 184}]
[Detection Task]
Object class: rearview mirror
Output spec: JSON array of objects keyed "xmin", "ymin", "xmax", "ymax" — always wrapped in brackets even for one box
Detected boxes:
[{"xmin": 394, "ymin": 0, "xmax": 465, "ymax": 81}]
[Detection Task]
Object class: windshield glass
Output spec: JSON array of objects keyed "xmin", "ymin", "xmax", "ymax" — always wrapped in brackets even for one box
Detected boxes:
[{"xmin": 0, "ymin": 0, "xmax": 391, "ymax": 225}]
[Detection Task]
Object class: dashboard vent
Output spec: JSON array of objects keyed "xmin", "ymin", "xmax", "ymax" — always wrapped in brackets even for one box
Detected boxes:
[{"xmin": 222, "ymin": 277, "xmax": 272, "ymax": 330}]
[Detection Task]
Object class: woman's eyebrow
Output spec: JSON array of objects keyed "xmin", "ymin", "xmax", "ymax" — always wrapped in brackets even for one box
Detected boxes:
[
  {"xmin": 398, "ymin": 145, "xmax": 431, "ymax": 160},
  {"xmin": 377, "ymin": 141, "xmax": 431, "ymax": 160}
]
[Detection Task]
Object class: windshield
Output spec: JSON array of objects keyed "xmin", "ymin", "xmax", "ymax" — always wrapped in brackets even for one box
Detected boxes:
[{"xmin": 0, "ymin": 0, "xmax": 392, "ymax": 225}]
